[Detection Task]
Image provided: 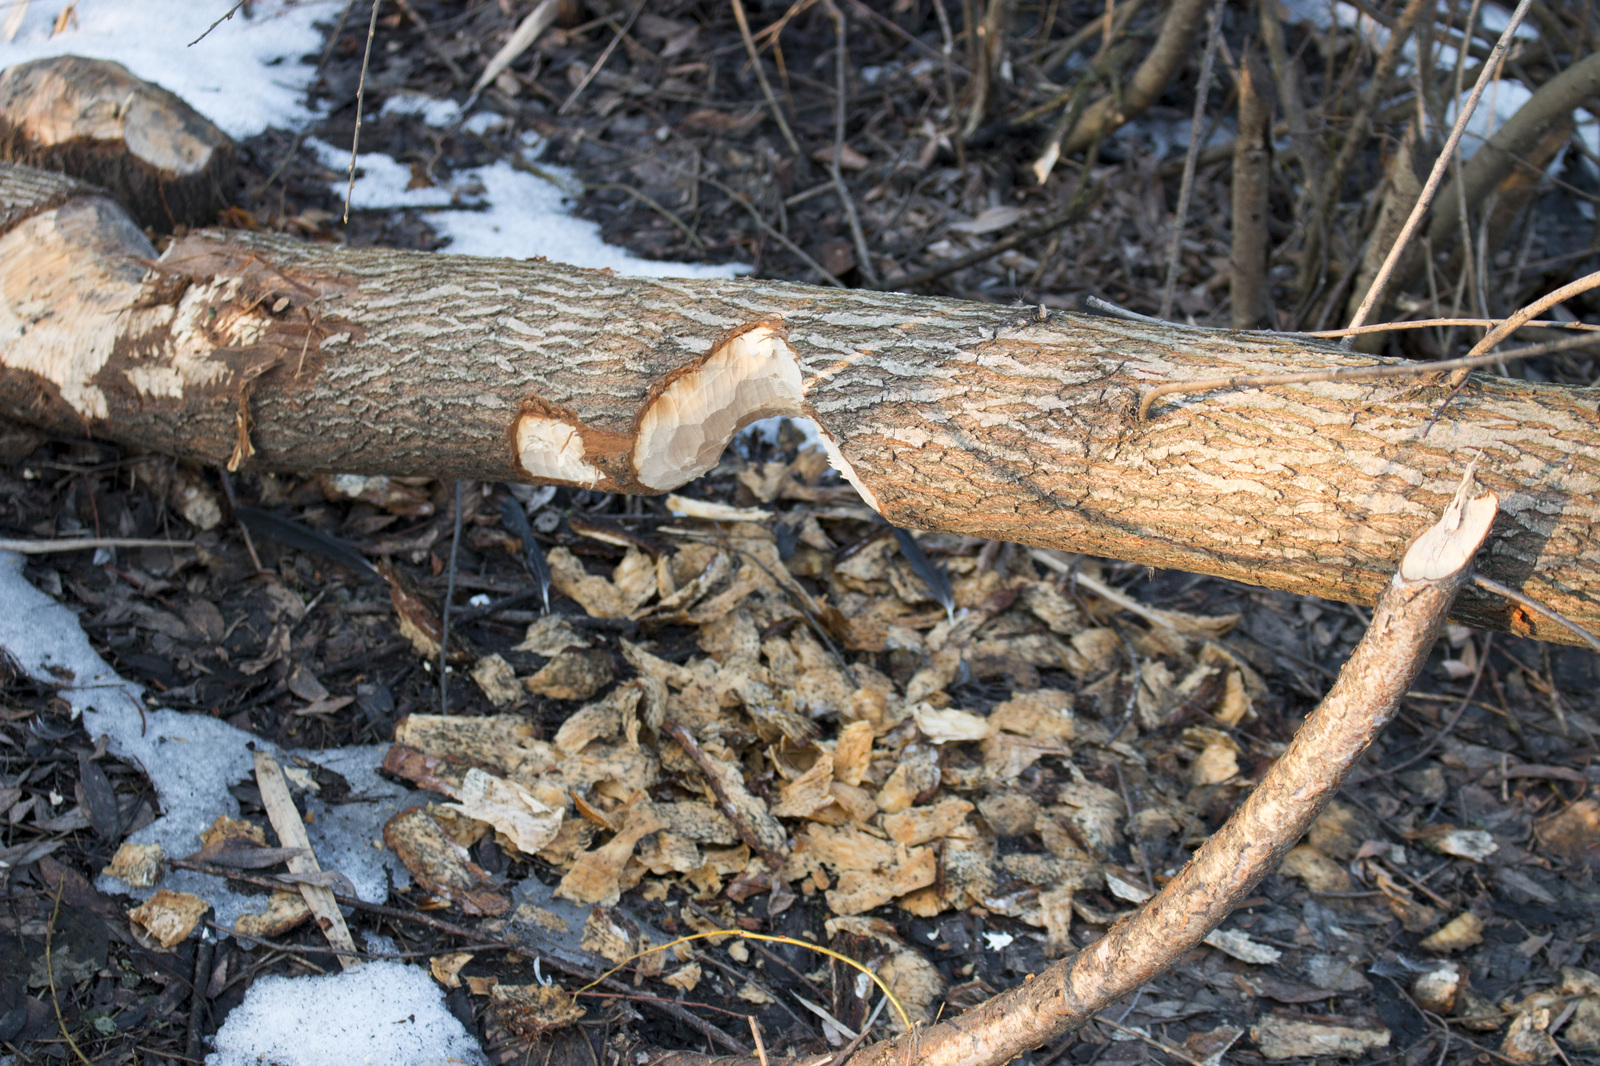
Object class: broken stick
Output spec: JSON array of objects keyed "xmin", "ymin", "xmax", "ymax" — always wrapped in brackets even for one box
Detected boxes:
[{"xmin": 253, "ymin": 750, "xmax": 360, "ymax": 969}]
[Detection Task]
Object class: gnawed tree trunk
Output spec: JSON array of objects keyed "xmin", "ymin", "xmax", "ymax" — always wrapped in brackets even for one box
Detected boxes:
[
  {"xmin": 2, "ymin": 159, "xmax": 1598, "ymax": 645},
  {"xmin": 0, "ymin": 56, "xmax": 234, "ymax": 230}
]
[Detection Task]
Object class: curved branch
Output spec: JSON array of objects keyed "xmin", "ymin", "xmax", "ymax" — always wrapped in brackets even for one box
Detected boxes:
[{"xmin": 655, "ymin": 476, "xmax": 1498, "ymax": 1066}]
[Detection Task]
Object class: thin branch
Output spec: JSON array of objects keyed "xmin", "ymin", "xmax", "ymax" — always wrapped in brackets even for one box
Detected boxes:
[
  {"xmin": 558, "ymin": 0, "xmax": 646, "ymax": 116},
  {"xmin": 0, "ymin": 537, "xmax": 195, "ymax": 554},
  {"xmin": 440, "ymin": 479, "xmax": 463, "ymax": 713},
  {"xmin": 188, "ymin": 0, "xmax": 247, "ymax": 46},
  {"xmin": 343, "ymin": 0, "xmax": 383, "ymax": 225},
  {"xmin": 1140, "ymin": 327, "xmax": 1600, "ymax": 420},
  {"xmin": 1460, "ymin": 268, "xmax": 1600, "ymax": 359},
  {"xmin": 694, "ymin": 170, "xmax": 845, "ymax": 287},
  {"xmin": 1473, "ymin": 575, "xmax": 1600, "ymax": 652},
  {"xmin": 1157, "ymin": 0, "xmax": 1224, "ymax": 321},
  {"xmin": 823, "ymin": 0, "xmax": 878, "ymax": 286},
  {"xmin": 731, "ymin": 0, "xmax": 801, "ymax": 155},
  {"xmin": 1306, "ymin": 317, "xmax": 1600, "ymax": 338},
  {"xmin": 1343, "ymin": 0, "xmax": 1534, "ymax": 335},
  {"xmin": 876, "ymin": 194, "xmax": 1096, "ymax": 291}
]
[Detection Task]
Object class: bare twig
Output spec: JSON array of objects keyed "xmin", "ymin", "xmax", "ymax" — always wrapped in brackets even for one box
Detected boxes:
[
  {"xmin": 1230, "ymin": 48, "xmax": 1273, "ymax": 329},
  {"xmin": 1318, "ymin": 0, "xmax": 1430, "ymax": 217},
  {"xmin": 469, "ymin": 0, "xmax": 559, "ymax": 102},
  {"xmin": 876, "ymin": 193, "xmax": 1096, "ymax": 291},
  {"xmin": 189, "ymin": 0, "xmax": 247, "ymax": 46},
  {"xmin": 1035, "ymin": 0, "xmax": 1210, "ymax": 179},
  {"xmin": 694, "ymin": 169, "xmax": 845, "ymax": 287},
  {"xmin": 46, "ymin": 884, "xmax": 93, "ymax": 1066},
  {"xmin": 1386, "ymin": 632, "xmax": 1492, "ymax": 775},
  {"xmin": 1158, "ymin": 0, "xmax": 1224, "ymax": 320},
  {"xmin": 1307, "ymin": 316, "xmax": 1600, "ymax": 339},
  {"xmin": 392, "ymin": 0, "xmax": 469, "ymax": 84},
  {"xmin": 732, "ymin": 0, "xmax": 801, "ymax": 155},
  {"xmin": 1453, "ymin": 268, "xmax": 1600, "ymax": 373},
  {"xmin": 441, "ymin": 479, "xmax": 463, "ymax": 713},
  {"xmin": 1474, "ymin": 575, "xmax": 1600, "ymax": 651},
  {"xmin": 1095, "ymin": 1018, "xmax": 1209, "ymax": 1066},
  {"xmin": 749, "ymin": 1017, "xmax": 770, "ymax": 1066},
  {"xmin": 559, "ymin": 0, "xmax": 647, "ymax": 116},
  {"xmin": 1140, "ymin": 326, "xmax": 1600, "ymax": 420},
  {"xmin": 1344, "ymin": 0, "xmax": 1534, "ymax": 335},
  {"xmin": 0, "ymin": 536, "xmax": 195, "ymax": 554},
  {"xmin": 930, "ymin": 0, "xmax": 966, "ymax": 171},
  {"xmin": 343, "ymin": 0, "xmax": 383, "ymax": 225},
  {"xmin": 822, "ymin": 0, "xmax": 878, "ymax": 286}
]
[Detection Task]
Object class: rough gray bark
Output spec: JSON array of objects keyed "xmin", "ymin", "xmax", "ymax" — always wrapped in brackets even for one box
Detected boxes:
[{"xmin": 2, "ymin": 160, "xmax": 1598, "ymax": 645}]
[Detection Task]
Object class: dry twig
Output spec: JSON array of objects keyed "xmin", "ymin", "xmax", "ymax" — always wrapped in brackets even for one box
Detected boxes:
[
  {"xmin": 1157, "ymin": 0, "xmax": 1224, "ymax": 321},
  {"xmin": 1344, "ymin": 0, "xmax": 1535, "ymax": 335}
]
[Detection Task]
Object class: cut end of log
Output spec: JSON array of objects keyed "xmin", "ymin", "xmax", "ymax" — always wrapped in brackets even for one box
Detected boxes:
[
  {"xmin": 0, "ymin": 56, "xmax": 234, "ymax": 229},
  {"xmin": 1400, "ymin": 466, "xmax": 1499, "ymax": 582},
  {"xmin": 632, "ymin": 324, "xmax": 805, "ymax": 491},
  {"xmin": 516, "ymin": 414, "xmax": 603, "ymax": 487}
]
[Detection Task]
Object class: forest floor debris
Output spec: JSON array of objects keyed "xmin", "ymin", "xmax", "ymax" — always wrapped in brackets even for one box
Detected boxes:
[{"xmin": 2, "ymin": 2, "xmax": 1599, "ymax": 1065}]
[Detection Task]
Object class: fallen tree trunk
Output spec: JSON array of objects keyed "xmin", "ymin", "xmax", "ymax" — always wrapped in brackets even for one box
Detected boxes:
[{"xmin": 2, "ymin": 159, "xmax": 1598, "ymax": 644}]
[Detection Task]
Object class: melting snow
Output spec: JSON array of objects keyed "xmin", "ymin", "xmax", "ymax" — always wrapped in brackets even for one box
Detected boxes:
[
  {"xmin": 0, "ymin": 552, "xmax": 416, "ymax": 927},
  {"xmin": 207, "ymin": 961, "xmax": 486, "ymax": 1066}
]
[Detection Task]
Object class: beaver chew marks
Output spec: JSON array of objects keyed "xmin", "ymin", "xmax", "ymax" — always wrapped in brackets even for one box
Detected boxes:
[
  {"xmin": 516, "ymin": 416, "xmax": 602, "ymax": 487},
  {"xmin": 632, "ymin": 324, "xmax": 803, "ymax": 492}
]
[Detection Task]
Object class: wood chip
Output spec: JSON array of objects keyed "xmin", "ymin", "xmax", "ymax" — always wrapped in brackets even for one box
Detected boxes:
[
  {"xmin": 254, "ymin": 750, "xmax": 358, "ymax": 967},
  {"xmin": 127, "ymin": 889, "xmax": 208, "ymax": 948}
]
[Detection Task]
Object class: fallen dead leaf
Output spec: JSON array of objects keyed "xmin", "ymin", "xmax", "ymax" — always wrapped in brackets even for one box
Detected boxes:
[
  {"xmin": 104, "ymin": 841, "xmax": 164, "ymax": 888},
  {"xmin": 471, "ymin": 654, "xmax": 523, "ymax": 708},
  {"xmin": 383, "ymin": 805, "xmax": 509, "ymax": 916},
  {"xmin": 444, "ymin": 767, "xmax": 564, "ymax": 856},
  {"xmin": 1420, "ymin": 911, "xmax": 1484, "ymax": 953},
  {"xmin": 1535, "ymin": 798, "xmax": 1600, "ymax": 868},
  {"xmin": 232, "ymin": 890, "xmax": 313, "ymax": 939},
  {"xmin": 430, "ymin": 951, "xmax": 474, "ymax": 988}
]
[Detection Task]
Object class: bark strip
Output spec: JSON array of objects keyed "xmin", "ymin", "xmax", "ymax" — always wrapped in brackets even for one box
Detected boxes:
[
  {"xmin": 2, "ymin": 161, "xmax": 1598, "ymax": 644},
  {"xmin": 658, "ymin": 476, "xmax": 1499, "ymax": 1066}
]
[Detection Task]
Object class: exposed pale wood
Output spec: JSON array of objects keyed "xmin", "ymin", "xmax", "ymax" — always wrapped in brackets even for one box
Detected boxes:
[
  {"xmin": 0, "ymin": 56, "xmax": 233, "ymax": 228},
  {"xmin": 2, "ymin": 160, "xmax": 1599, "ymax": 645},
  {"xmin": 252, "ymin": 750, "xmax": 359, "ymax": 969}
]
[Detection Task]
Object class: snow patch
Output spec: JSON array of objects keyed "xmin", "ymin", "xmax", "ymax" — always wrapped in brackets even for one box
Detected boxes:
[
  {"xmin": 206, "ymin": 961, "xmax": 486, "ymax": 1066},
  {"xmin": 1444, "ymin": 80, "xmax": 1537, "ymax": 161},
  {"xmin": 381, "ymin": 92, "xmax": 464, "ymax": 128},
  {"xmin": 0, "ymin": 552, "xmax": 415, "ymax": 927},
  {"xmin": 0, "ymin": 0, "xmax": 339, "ymax": 138}
]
